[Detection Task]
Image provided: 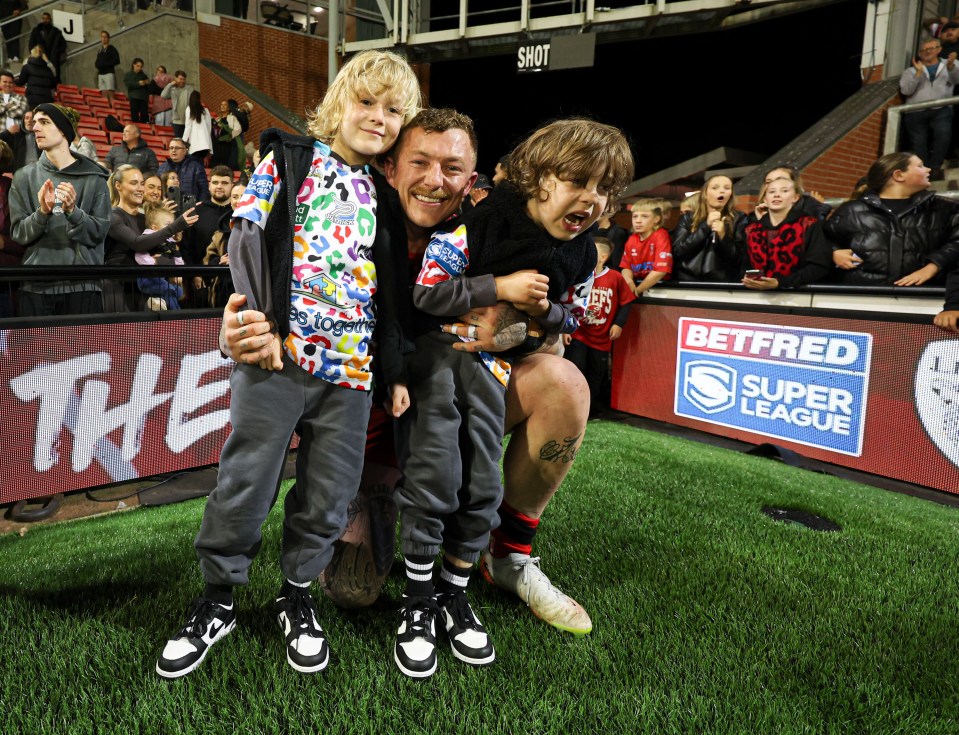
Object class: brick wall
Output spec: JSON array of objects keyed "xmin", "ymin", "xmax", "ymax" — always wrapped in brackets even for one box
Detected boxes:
[
  {"xmin": 197, "ymin": 17, "xmax": 330, "ymax": 144},
  {"xmin": 800, "ymin": 97, "xmax": 899, "ymax": 200}
]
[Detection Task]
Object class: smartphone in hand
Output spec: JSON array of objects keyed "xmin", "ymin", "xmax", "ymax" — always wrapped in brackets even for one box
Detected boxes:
[{"xmin": 744, "ymin": 269, "xmax": 763, "ymax": 279}]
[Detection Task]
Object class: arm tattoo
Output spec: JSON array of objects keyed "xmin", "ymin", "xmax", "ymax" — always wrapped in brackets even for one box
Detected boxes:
[
  {"xmin": 493, "ymin": 322, "xmax": 528, "ymax": 349},
  {"xmin": 539, "ymin": 433, "xmax": 582, "ymax": 463}
]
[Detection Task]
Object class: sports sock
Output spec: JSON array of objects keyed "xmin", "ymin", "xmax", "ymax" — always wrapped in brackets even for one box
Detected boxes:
[
  {"xmin": 280, "ymin": 578, "xmax": 311, "ymax": 598},
  {"xmin": 489, "ymin": 502, "xmax": 539, "ymax": 559},
  {"xmin": 203, "ymin": 582, "xmax": 234, "ymax": 607},
  {"xmin": 436, "ymin": 556, "xmax": 471, "ymax": 596},
  {"xmin": 404, "ymin": 554, "xmax": 435, "ymax": 598}
]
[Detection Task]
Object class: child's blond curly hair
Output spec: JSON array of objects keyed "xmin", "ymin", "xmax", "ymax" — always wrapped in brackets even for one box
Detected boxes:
[{"xmin": 306, "ymin": 50, "xmax": 422, "ymax": 144}]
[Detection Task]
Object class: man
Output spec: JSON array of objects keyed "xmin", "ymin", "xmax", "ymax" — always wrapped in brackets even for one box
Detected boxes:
[
  {"xmin": 221, "ymin": 109, "xmax": 594, "ymax": 636},
  {"xmin": 184, "ymin": 164, "xmax": 232, "ymax": 265},
  {"xmin": 900, "ymin": 37, "xmax": 959, "ymax": 180},
  {"xmin": 94, "ymin": 31, "xmax": 119, "ymax": 106},
  {"xmin": 464, "ymin": 172, "xmax": 492, "ymax": 210},
  {"xmin": 27, "ymin": 13, "xmax": 66, "ymax": 83},
  {"xmin": 160, "ymin": 71, "xmax": 194, "ymax": 139},
  {"xmin": 104, "ymin": 124, "xmax": 158, "ymax": 177},
  {"xmin": 492, "ymin": 154, "xmax": 509, "ymax": 185},
  {"xmin": 0, "ymin": 106, "xmax": 36, "ymax": 169},
  {"xmin": 8, "ymin": 103, "xmax": 110, "ymax": 316},
  {"xmin": 157, "ymin": 138, "xmax": 209, "ymax": 202},
  {"xmin": 0, "ymin": 69, "xmax": 26, "ymax": 136}
]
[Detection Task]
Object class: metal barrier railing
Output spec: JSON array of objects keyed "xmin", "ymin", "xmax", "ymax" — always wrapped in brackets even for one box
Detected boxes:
[{"xmin": 884, "ymin": 95, "xmax": 959, "ymax": 156}]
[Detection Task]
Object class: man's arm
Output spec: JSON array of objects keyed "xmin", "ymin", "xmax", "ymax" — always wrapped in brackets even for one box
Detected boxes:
[
  {"xmin": 64, "ymin": 180, "xmax": 111, "ymax": 249},
  {"xmin": 9, "ymin": 172, "xmax": 49, "ymax": 246}
]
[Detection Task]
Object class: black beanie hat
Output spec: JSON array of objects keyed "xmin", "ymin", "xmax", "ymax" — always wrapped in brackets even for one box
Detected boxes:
[{"xmin": 34, "ymin": 103, "xmax": 78, "ymax": 143}]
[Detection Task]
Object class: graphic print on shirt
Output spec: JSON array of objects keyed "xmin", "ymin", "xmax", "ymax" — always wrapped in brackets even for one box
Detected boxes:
[{"xmin": 233, "ymin": 142, "xmax": 378, "ymax": 389}]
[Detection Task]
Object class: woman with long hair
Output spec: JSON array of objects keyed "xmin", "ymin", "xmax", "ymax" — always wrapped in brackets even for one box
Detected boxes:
[
  {"xmin": 741, "ymin": 175, "xmax": 832, "ymax": 290},
  {"xmin": 182, "ymin": 89, "xmax": 212, "ymax": 163},
  {"xmin": 824, "ymin": 152, "xmax": 959, "ymax": 286},
  {"xmin": 671, "ymin": 174, "xmax": 746, "ymax": 281}
]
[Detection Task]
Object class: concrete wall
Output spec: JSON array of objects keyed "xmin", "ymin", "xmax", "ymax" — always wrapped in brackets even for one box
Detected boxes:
[{"xmin": 61, "ymin": 14, "xmax": 199, "ymax": 91}]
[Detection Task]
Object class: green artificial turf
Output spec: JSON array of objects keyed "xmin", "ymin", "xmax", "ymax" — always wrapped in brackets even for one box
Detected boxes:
[{"xmin": 1, "ymin": 421, "xmax": 958, "ymax": 734}]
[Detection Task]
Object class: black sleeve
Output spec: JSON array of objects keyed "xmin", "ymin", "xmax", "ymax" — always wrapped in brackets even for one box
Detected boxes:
[{"xmin": 777, "ymin": 222, "xmax": 833, "ymax": 289}]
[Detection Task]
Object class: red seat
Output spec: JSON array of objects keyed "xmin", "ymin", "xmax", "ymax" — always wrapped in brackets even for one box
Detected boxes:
[{"xmin": 58, "ymin": 83, "xmax": 79, "ymax": 95}]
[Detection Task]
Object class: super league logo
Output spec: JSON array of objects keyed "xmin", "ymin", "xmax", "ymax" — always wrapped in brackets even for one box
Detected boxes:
[
  {"xmin": 915, "ymin": 339, "xmax": 959, "ymax": 467},
  {"xmin": 683, "ymin": 360, "xmax": 737, "ymax": 414}
]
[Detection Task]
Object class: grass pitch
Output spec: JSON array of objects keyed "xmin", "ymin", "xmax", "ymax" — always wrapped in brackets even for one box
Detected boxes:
[{"xmin": 1, "ymin": 421, "xmax": 958, "ymax": 734}]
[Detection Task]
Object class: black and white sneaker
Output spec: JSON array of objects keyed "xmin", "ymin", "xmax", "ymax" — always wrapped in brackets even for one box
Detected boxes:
[
  {"xmin": 438, "ymin": 590, "xmax": 495, "ymax": 666},
  {"xmin": 394, "ymin": 596, "xmax": 440, "ymax": 679},
  {"xmin": 276, "ymin": 587, "xmax": 329, "ymax": 673},
  {"xmin": 156, "ymin": 598, "xmax": 236, "ymax": 679}
]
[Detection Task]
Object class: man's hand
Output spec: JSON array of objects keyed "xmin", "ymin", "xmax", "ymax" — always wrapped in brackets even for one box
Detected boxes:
[
  {"xmin": 934, "ymin": 310, "xmax": 959, "ymax": 333},
  {"xmin": 56, "ymin": 182, "xmax": 77, "ymax": 214},
  {"xmin": 37, "ymin": 179, "xmax": 55, "ymax": 214},
  {"xmin": 895, "ymin": 262, "xmax": 939, "ymax": 286},
  {"xmin": 914, "ymin": 57, "xmax": 926, "ymax": 75},
  {"xmin": 442, "ymin": 304, "xmax": 527, "ymax": 352},
  {"xmin": 948, "ymin": 51, "xmax": 957, "ymax": 69},
  {"xmin": 833, "ymin": 249, "xmax": 862, "ymax": 270},
  {"xmin": 494, "ymin": 269, "xmax": 549, "ymax": 306},
  {"xmin": 220, "ymin": 293, "xmax": 281, "ymax": 367}
]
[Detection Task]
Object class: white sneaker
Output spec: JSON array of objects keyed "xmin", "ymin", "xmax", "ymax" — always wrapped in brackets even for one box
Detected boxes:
[{"xmin": 480, "ymin": 551, "xmax": 592, "ymax": 636}]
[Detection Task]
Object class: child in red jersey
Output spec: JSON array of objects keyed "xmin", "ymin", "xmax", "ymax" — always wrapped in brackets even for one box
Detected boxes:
[
  {"xmin": 620, "ymin": 198, "xmax": 672, "ymax": 297},
  {"xmin": 564, "ymin": 236, "xmax": 634, "ymax": 415}
]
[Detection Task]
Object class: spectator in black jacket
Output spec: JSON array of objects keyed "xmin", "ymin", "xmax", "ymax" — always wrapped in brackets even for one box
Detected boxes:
[
  {"xmin": 27, "ymin": 13, "xmax": 65, "ymax": 83},
  {"xmin": 741, "ymin": 176, "xmax": 832, "ymax": 290},
  {"xmin": 824, "ymin": 151, "xmax": 959, "ymax": 287},
  {"xmin": 16, "ymin": 46, "xmax": 56, "ymax": 109},
  {"xmin": 95, "ymin": 31, "xmax": 119, "ymax": 106},
  {"xmin": 671, "ymin": 174, "xmax": 746, "ymax": 282},
  {"xmin": 105, "ymin": 124, "xmax": 158, "ymax": 177}
]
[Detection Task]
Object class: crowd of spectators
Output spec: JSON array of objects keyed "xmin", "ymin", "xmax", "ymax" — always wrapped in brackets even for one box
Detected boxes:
[{"xmin": 0, "ymin": 38, "xmax": 255, "ymax": 318}]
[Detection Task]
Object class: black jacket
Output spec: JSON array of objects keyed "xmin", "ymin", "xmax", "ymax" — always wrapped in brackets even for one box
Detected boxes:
[
  {"xmin": 16, "ymin": 57, "xmax": 55, "ymax": 108},
  {"xmin": 743, "ymin": 206, "xmax": 832, "ymax": 288},
  {"xmin": 671, "ymin": 210, "xmax": 747, "ymax": 282},
  {"xmin": 823, "ymin": 190, "xmax": 959, "ymax": 286},
  {"xmin": 95, "ymin": 44, "xmax": 119, "ymax": 75},
  {"xmin": 28, "ymin": 24, "xmax": 65, "ymax": 64}
]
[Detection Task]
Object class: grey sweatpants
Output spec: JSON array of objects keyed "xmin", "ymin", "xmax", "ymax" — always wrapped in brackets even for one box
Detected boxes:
[
  {"xmin": 195, "ymin": 354, "xmax": 372, "ymax": 586},
  {"xmin": 395, "ymin": 331, "xmax": 505, "ymax": 564}
]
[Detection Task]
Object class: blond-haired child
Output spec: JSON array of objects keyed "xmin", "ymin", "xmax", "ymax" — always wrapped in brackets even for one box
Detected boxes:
[
  {"xmin": 620, "ymin": 198, "xmax": 672, "ymax": 297},
  {"xmin": 157, "ymin": 49, "xmax": 422, "ymax": 679}
]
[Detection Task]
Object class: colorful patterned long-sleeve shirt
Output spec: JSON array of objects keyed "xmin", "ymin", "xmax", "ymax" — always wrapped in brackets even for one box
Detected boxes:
[{"xmin": 232, "ymin": 140, "xmax": 378, "ymax": 390}]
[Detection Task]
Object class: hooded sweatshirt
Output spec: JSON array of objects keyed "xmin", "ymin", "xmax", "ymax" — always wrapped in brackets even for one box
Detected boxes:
[{"xmin": 10, "ymin": 151, "xmax": 111, "ymax": 293}]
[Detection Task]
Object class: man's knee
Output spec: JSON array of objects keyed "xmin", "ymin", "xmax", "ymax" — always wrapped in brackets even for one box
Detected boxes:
[{"xmin": 506, "ymin": 354, "xmax": 589, "ymax": 432}]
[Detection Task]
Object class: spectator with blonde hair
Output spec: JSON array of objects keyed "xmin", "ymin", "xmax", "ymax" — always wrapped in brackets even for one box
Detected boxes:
[{"xmin": 671, "ymin": 174, "xmax": 744, "ymax": 282}]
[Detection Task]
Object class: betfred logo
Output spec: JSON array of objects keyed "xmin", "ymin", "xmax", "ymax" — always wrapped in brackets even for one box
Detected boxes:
[{"xmin": 675, "ymin": 318, "xmax": 872, "ymax": 456}]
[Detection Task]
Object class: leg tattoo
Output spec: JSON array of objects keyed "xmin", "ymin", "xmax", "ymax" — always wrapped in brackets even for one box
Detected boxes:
[{"xmin": 538, "ymin": 433, "xmax": 581, "ymax": 463}]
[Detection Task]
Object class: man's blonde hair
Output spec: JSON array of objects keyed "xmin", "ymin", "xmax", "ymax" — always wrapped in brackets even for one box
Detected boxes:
[
  {"xmin": 306, "ymin": 50, "xmax": 422, "ymax": 143},
  {"xmin": 508, "ymin": 118, "xmax": 634, "ymax": 216}
]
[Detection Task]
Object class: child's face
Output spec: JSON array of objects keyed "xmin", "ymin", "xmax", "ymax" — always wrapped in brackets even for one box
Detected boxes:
[
  {"xmin": 631, "ymin": 209, "xmax": 660, "ymax": 237},
  {"xmin": 526, "ymin": 167, "xmax": 610, "ymax": 241},
  {"xmin": 705, "ymin": 176, "xmax": 733, "ymax": 211},
  {"xmin": 151, "ymin": 213, "xmax": 175, "ymax": 232},
  {"xmin": 333, "ymin": 90, "xmax": 405, "ymax": 166},
  {"xmin": 595, "ymin": 247, "xmax": 610, "ymax": 272},
  {"xmin": 764, "ymin": 180, "xmax": 800, "ymax": 215}
]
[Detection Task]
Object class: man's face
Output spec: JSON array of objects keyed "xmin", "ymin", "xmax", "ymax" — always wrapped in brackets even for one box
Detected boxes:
[
  {"xmin": 919, "ymin": 41, "xmax": 942, "ymax": 62},
  {"xmin": 944, "ymin": 27, "xmax": 959, "ymax": 43},
  {"xmin": 168, "ymin": 140, "xmax": 187, "ymax": 163},
  {"xmin": 0, "ymin": 75, "xmax": 13, "ymax": 94},
  {"xmin": 175, "ymin": 74, "xmax": 186, "ymax": 88},
  {"xmin": 492, "ymin": 161, "xmax": 508, "ymax": 185},
  {"xmin": 100, "ymin": 32, "xmax": 109, "ymax": 46},
  {"xmin": 209, "ymin": 175, "xmax": 233, "ymax": 204},
  {"xmin": 32, "ymin": 112, "xmax": 64, "ymax": 151},
  {"xmin": 41, "ymin": 13, "xmax": 51, "ymax": 25},
  {"xmin": 122, "ymin": 125, "xmax": 139, "ymax": 146},
  {"xmin": 220, "ymin": 101, "xmax": 229, "ymax": 116},
  {"xmin": 385, "ymin": 127, "xmax": 477, "ymax": 232}
]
